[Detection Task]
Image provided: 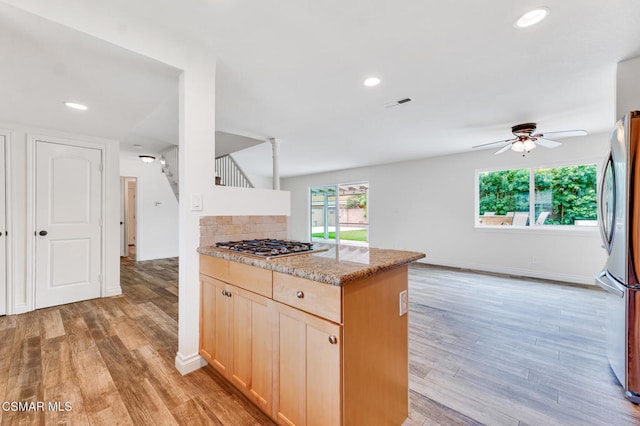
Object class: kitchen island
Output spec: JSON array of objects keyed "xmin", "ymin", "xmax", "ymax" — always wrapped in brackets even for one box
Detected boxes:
[{"xmin": 197, "ymin": 244, "xmax": 425, "ymax": 426}]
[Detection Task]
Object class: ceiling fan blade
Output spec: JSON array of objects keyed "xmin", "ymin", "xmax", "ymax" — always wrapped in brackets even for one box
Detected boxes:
[
  {"xmin": 494, "ymin": 143, "xmax": 513, "ymax": 155},
  {"xmin": 472, "ymin": 138, "xmax": 517, "ymax": 149},
  {"xmin": 535, "ymin": 138, "xmax": 562, "ymax": 148},
  {"xmin": 532, "ymin": 129, "xmax": 587, "ymax": 139}
]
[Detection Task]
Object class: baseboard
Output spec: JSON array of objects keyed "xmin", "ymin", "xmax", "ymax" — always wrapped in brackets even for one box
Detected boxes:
[
  {"xmin": 419, "ymin": 258, "xmax": 597, "ymax": 286},
  {"xmin": 12, "ymin": 303, "xmax": 29, "ymax": 315},
  {"xmin": 175, "ymin": 351, "xmax": 207, "ymax": 376}
]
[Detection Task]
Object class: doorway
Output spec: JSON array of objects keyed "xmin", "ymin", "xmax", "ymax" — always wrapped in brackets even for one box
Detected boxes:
[
  {"xmin": 310, "ymin": 182, "xmax": 369, "ymax": 246},
  {"xmin": 122, "ymin": 177, "xmax": 138, "ymax": 261}
]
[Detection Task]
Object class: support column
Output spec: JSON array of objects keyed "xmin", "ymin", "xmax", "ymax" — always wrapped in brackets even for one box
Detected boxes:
[{"xmin": 270, "ymin": 138, "xmax": 280, "ymax": 190}]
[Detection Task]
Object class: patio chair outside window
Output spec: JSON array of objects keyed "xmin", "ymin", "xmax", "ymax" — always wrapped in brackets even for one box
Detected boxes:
[
  {"xmin": 512, "ymin": 212, "xmax": 529, "ymax": 226},
  {"xmin": 536, "ymin": 211, "xmax": 550, "ymax": 225}
]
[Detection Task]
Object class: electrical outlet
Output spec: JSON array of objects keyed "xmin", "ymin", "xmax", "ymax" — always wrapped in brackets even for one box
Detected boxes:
[{"xmin": 399, "ymin": 290, "xmax": 408, "ymax": 316}]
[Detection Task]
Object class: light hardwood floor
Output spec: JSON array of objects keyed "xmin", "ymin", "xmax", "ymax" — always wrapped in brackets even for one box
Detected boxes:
[
  {"xmin": 405, "ymin": 264, "xmax": 640, "ymax": 426},
  {"xmin": 1, "ymin": 258, "xmax": 640, "ymax": 425},
  {"xmin": 0, "ymin": 257, "xmax": 272, "ymax": 425}
]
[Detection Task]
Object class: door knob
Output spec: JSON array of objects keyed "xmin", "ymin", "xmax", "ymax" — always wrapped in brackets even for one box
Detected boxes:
[
  {"xmin": 328, "ymin": 335, "xmax": 338, "ymax": 344},
  {"xmin": 39, "ymin": 230, "xmax": 48, "ymax": 236}
]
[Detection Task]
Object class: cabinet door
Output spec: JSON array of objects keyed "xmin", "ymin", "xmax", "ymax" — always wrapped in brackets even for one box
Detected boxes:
[
  {"xmin": 199, "ymin": 274, "xmax": 230, "ymax": 374},
  {"xmin": 306, "ymin": 320, "xmax": 341, "ymax": 426},
  {"xmin": 275, "ymin": 303, "xmax": 342, "ymax": 426},
  {"xmin": 229, "ymin": 286, "xmax": 273, "ymax": 415},
  {"xmin": 275, "ymin": 306, "xmax": 306, "ymax": 426}
]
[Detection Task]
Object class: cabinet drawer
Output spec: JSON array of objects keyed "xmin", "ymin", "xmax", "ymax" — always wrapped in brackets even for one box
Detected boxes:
[
  {"xmin": 200, "ymin": 254, "xmax": 229, "ymax": 282},
  {"xmin": 229, "ymin": 261, "xmax": 273, "ymax": 298},
  {"xmin": 273, "ymin": 272, "xmax": 342, "ymax": 323}
]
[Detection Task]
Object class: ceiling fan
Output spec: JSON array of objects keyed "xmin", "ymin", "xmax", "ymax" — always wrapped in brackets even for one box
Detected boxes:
[{"xmin": 472, "ymin": 123, "xmax": 587, "ymax": 156}]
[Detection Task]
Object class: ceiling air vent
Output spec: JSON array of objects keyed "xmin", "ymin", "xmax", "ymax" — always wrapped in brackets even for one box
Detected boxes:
[{"xmin": 384, "ymin": 97, "xmax": 412, "ymax": 108}]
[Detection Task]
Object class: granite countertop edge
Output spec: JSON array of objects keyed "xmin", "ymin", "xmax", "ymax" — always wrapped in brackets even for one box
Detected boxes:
[{"xmin": 197, "ymin": 246, "xmax": 426, "ymax": 286}]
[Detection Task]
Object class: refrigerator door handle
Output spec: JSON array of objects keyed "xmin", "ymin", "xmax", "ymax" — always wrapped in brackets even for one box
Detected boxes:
[
  {"xmin": 596, "ymin": 271, "xmax": 625, "ymax": 298},
  {"xmin": 598, "ymin": 155, "xmax": 615, "ymax": 252}
]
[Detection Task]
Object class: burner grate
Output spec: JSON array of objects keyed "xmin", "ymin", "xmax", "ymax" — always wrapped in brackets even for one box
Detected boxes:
[{"xmin": 215, "ymin": 239, "xmax": 314, "ymax": 257}]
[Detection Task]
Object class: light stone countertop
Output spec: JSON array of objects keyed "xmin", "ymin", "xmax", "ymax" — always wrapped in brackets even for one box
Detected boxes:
[{"xmin": 197, "ymin": 244, "xmax": 426, "ymax": 286}]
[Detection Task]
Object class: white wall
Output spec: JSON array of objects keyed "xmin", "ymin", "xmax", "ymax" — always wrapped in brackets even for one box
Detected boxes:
[
  {"xmin": 617, "ymin": 56, "xmax": 640, "ymax": 118},
  {"xmin": 120, "ymin": 155, "xmax": 179, "ymax": 261},
  {"xmin": 204, "ymin": 185, "xmax": 290, "ymax": 216},
  {"xmin": 283, "ymin": 133, "xmax": 610, "ymax": 285},
  {"xmin": 245, "ymin": 174, "xmax": 274, "ymax": 190},
  {"xmin": 2, "ymin": 122, "xmax": 121, "ymax": 314}
]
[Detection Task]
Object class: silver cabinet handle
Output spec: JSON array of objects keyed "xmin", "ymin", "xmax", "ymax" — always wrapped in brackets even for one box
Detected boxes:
[
  {"xmin": 328, "ymin": 335, "xmax": 338, "ymax": 344},
  {"xmin": 296, "ymin": 291, "xmax": 304, "ymax": 299}
]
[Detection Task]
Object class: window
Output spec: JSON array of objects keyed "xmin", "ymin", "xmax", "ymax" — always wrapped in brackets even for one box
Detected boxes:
[
  {"xmin": 310, "ymin": 183, "xmax": 369, "ymax": 246},
  {"xmin": 477, "ymin": 164, "xmax": 597, "ymax": 227}
]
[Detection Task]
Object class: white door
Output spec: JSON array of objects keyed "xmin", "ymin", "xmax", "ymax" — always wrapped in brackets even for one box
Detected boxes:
[
  {"xmin": 0, "ymin": 136, "xmax": 6, "ymax": 316},
  {"xmin": 35, "ymin": 140, "xmax": 102, "ymax": 309}
]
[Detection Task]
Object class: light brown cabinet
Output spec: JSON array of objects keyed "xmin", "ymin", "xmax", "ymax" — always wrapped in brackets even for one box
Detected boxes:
[
  {"xmin": 199, "ymin": 253, "xmax": 410, "ymax": 425},
  {"xmin": 199, "ymin": 260, "xmax": 273, "ymax": 414},
  {"xmin": 199, "ymin": 274, "xmax": 230, "ymax": 374},
  {"xmin": 274, "ymin": 302, "xmax": 342, "ymax": 426}
]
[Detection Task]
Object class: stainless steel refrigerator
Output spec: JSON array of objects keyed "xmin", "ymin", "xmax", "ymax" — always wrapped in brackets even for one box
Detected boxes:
[{"xmin": 597, "ymin": 110, "xmax": 640, "ymax": 403}]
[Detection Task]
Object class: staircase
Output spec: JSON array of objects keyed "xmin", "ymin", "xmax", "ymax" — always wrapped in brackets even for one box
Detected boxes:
[
  {"xmin": 215, "ymin": 154, "xmax": 254, "ymax": 188},
  {"xmin": 159, "ymin": 148, "xmax": 255, "ymax": 197},
  {"xmin": 160, "ymin": 147, "xmax": 179, "ymax": 200}
]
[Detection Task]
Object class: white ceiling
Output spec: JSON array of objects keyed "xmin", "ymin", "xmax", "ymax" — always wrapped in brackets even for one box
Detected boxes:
[
  {"xmin": 0, "ymin": 3, "xmax": 181, "ymax": 155},
  {"xmin": 2, "ymin": 1, "xmax": 640, "ymax": 177}
]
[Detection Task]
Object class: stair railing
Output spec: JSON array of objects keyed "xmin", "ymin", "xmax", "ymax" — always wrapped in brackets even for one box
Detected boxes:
[{"xmin": 215, "ymin": 154, "xmax": 254, "ymax": 188}]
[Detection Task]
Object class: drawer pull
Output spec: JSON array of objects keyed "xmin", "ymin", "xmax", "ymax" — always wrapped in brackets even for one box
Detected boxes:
[
  {"xmin": 296, "ymin": 291, "xmax": 304, "ymax": 299},
  {"xmin": 221, "ymin": 290, "xmax": 232, "ymax": 297},
  {"xmin": 328, "ymin": 335, "xmax": 338, "ymax": 344}
]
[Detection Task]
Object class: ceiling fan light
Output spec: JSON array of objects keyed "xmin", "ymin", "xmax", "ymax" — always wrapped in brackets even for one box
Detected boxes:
[
  {"xmin": 523, "ymin": 140, "xmax": 537, "ymax": 151},
  {"xmin": 511, "ymin": 142, "xmax": 525, "ymax": 152}
]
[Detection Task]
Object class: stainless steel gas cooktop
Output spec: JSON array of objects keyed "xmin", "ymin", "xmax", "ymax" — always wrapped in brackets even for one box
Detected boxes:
[{"xmin": 215, "ymin": 239, "xmax": 320, "ymax": 258}]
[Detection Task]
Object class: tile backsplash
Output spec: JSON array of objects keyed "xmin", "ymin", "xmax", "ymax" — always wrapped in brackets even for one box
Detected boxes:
[{"xmin": 199, "ymin": 215, "xmax": 288, "ymax": 247}]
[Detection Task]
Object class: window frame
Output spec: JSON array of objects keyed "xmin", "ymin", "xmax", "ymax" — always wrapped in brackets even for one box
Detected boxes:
[{"xmin": 474, "ymin": 159, "xmax": 601, "ymax": 233}]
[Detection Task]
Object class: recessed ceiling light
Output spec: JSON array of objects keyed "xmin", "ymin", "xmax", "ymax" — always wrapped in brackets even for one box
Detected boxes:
[
  {"xmin": 515, "ymin": 7, "xmax": 550, "ymax": 28},
  {"xmin": 363, "ymin": 77, "xmax": 381, "ymax": 87},
  {"xmin": 64, "ymin": 101, "xmax": 88, "ymax": 110}
]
